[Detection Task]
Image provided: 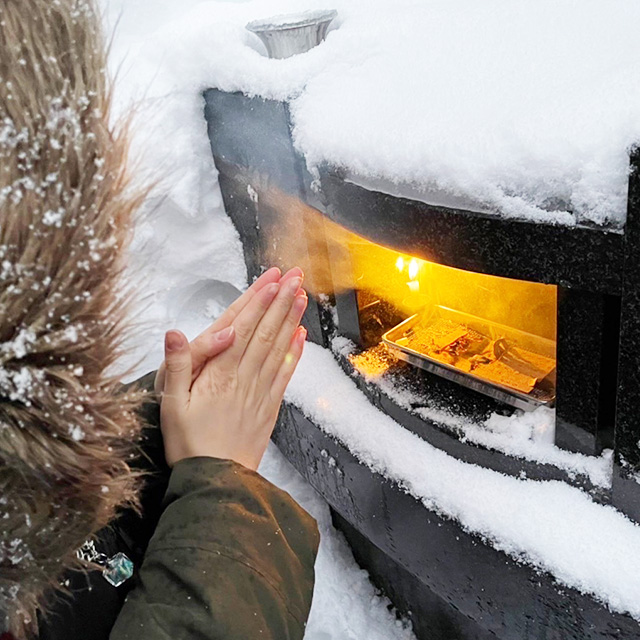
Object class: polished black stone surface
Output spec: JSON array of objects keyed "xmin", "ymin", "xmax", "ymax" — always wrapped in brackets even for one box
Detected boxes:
[
  {"xmin": 319, "ymin": 168, "xmax": 624, "ymax": 294},
  {"xmin": 555, "ymin": 288, "xmax": 619, "ymax": 455},
  {"xmin": 204, "ymin": 90, "xmax": 304, "ymax": 200},
  {"xmin": 332, "ymin": 510, "xmax": 498, "ymax": 640},
  {"xmin": 615, "ymin": 150, "xmax": 640, "ymax": 477},
  {"xmin": 612, "ymin": 463, "xmax": 640, "ymax": 523},
  {"xmin": 273, "ymin": 404, "xmax": 640, "ymax": 640},
  {"xmin": 216, "ymin": 165, "xmax": 327, "ymax": 347}
]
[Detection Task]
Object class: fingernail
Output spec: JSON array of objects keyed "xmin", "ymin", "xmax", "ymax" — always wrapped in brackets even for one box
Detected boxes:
[
  {"xmin": 165, "ymin": 330, "xmax": 185, "ymax": 352},
  {"xmin": 286, "ymin": 276, "xmax": 303, "ymax": 294},
  {"xmin": 262, "ymin": 266, "xmax": 280, "ymax": 280},
  {"xmin": 258, "ymin": 283, "xmax": 279, "ymax": 305},
  {"xmin": 282, "ymin": 266, "xmax": 304, "ymax": 280},
  {"xmin": 265, "ymin": 282, "xmax": 280, "ymax": 298},
  {"xmin": 297, "ymin": 326, "xmax": 307, "ymax": 345},
  {"xmin": 215, "ymin": 326, "xmax": 234, "ymax": 341},
  {"xmin": 294, "ymin": 295, "xmax": 308, "ymax": 313}
]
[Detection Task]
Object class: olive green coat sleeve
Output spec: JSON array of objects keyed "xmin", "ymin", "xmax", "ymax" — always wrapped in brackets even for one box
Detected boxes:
[{"xmin": 110, "ymin": 456, "xmax": 320, "ymax": 640}]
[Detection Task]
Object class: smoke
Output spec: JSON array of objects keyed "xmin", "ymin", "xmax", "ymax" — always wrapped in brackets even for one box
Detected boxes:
[{"xmin": 244, "ymin": 174, "xmax": 557, "ymax": 343}]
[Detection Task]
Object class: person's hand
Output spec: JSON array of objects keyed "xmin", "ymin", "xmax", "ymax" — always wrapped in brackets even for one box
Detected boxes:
[
  {"xmin": 154, "ymin": 267, "xmax": 302, "ymax": 399},
  {"xmin": 160, "ymin": 267, "xmax": 308, "ymax": 470}
]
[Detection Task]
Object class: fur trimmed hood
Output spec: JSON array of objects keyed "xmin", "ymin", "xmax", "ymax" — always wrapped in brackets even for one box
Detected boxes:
[{"xmin": 0, "ymin": 1, "xmax": 145, "ymax": 635}]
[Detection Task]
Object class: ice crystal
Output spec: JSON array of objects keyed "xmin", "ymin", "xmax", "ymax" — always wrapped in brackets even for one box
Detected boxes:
[
  {"xmin": 0, "ymin": 538, "xmax": 33, "ymax": 566},
  {"xmin": 68, "ymin": 425, "xmax": 85, "ymax": 442},
  {"xmin": 1, "ymin": 328, "xmax": 36, "ymax": 359}
]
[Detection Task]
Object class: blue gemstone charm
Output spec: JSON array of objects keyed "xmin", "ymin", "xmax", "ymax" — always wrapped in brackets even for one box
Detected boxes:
[{"xmin": 102, "ymin": 552, "xmax": 134, "ymax": 587}]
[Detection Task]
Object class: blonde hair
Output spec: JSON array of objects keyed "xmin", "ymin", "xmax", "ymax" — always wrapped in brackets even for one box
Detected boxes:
[{"xmin": 0, "ymin": 0, "xmax": 146, "ymax": 635}]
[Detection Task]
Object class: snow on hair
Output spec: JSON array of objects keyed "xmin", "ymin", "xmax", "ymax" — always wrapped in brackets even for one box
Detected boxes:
[{"xmin": 0, "ymin": 0, "xmax": 147, "ymax": 635}]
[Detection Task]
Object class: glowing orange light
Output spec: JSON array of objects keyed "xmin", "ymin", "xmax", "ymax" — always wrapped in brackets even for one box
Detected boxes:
[
  {"xmin": 408, "ymin": 258, "xmax": 419, "ymax": 280},
  {"xmin": 396, "ymin": 256, "xmax": 405, "ymax": 272}
]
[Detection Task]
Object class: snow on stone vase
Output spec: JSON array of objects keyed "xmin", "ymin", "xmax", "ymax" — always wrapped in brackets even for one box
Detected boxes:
[{"xmin": 246, "ymin": 10, "xmax": 337, "ymax": 60}]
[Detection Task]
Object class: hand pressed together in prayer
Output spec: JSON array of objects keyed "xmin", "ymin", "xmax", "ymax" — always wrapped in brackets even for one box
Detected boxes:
[{"xmin": 155, "ymin": 267, "xmax": 307, "ymax": 470}]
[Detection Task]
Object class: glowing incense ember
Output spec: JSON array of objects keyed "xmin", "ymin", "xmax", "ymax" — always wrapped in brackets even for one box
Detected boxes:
[
  {"xmin": 348, "ymin": 344, "xmax": 398, "ymax": 379},
  {"xmin": 387, "ymin": 315, "xmax": 556, "ymax": 397},
  {"xmin": 500, "ymin": 346, "xmax": 557, "ymax": 381},
  {"xmin": 473, "ymin": 360, "xmax": 537, "ymax": 394},
  {"xmin": 430, "ymin": 319, "xmax": 470, "ymax": 350}
]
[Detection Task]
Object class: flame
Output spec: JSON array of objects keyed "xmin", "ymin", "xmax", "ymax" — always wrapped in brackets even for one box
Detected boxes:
[
  {"xmin": 408, "ymin": 258, "xmax": 419, "ymax": 280},
  {"xmin": 395, "ymin": 256, "xmax": 405, "ymax": 272},
  {"xmin": 407, "ymin": 280, "xmax": 420, "ymax": 292}
]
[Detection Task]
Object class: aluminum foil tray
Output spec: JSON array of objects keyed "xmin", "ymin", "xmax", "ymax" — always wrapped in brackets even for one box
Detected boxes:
[{"xmin": 382, "ymin": 306, "xmax": 556, "ymax": 411}]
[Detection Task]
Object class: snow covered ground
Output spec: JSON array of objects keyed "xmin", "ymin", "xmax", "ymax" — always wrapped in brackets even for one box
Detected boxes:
[{"xmin": 102, "ymin": 0, "xmax": 640, "ymax": 635}]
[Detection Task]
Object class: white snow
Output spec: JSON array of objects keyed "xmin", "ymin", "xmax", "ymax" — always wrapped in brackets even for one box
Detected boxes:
[
  {"xmin": 332, "ymin": 335, "xmax": 612, "ymax": 488},
  {"xmin": 105, "ymin": 0, "xmax": 640, "ymax": 227},
  {"xmin": 290, "ymin": 0, "xmax": 640, "ymax": 227},
  {"xmin": 454, "ymin": 408, "xmax": 613, "ymax": 487},
  {"xmin": 287, "ymin": 342, "xmax": 640, "ymax": 621}
]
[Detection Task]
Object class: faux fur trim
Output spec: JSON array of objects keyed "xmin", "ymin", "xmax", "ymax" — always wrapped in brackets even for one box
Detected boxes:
[{"xmin": 0, "ymin": 1, "xmax": 146, "ymax": 635}]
